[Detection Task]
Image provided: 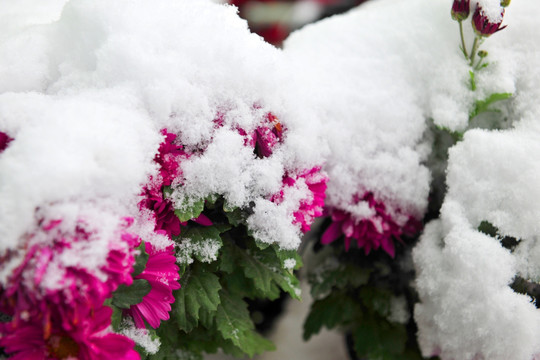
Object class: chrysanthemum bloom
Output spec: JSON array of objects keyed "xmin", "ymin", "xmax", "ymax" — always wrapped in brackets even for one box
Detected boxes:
[
  {"xmin": 0, "ymin": 131, "xmax": 13, "ymax": 153},
  {"xmin": 451, "ymin": 0, "xmax": 470, "ymax": 21},
  {"xmin": 272, "ymin": 167, "xmax": 328, "ymax": 233},
  {"xmin": 0, "ymin": 217, "xmax": 138, "ymax": 330},
  {"xmin": 321, "ymin": 192, "xmax": 421, "ymax": 257},
  {"xmin": 127, "ymin": 241, "xmax": 180, "ymax": 329},
  {"xmin": 0, "ymin": 306, "xmax": 139, "ymax": 360},
  {"xmin": 253, "ymin": 112, "xmax": 285, "ymax": 158},
  {"xmin": 140, "ymin": 129, "xmax": 193, "ymax": 237},
  {"xmin": 472, "ymin": 6, "xmax": 507, "ymax": 36}
]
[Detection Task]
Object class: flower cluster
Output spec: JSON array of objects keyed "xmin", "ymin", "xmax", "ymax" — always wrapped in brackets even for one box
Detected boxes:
[
  {"xmin": 321, "ymin": 192, "xmax": 421, "ymax": 257},
  {"xmin": 0, "ymin": 216, "xmax": 140, "ymax": 359}
]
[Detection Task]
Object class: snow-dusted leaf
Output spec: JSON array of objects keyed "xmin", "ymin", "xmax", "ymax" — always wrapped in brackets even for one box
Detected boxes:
[
  {"xmin": 173, "ymin": 265, "xmax": 222, "ymax": 332},
  {"xmin": 215, "ymin": 290, "xmax": 275, "ymax": 357},
  {"xmin": 174, "ymin": 198, "xmax": 205, "ymax": 222}
]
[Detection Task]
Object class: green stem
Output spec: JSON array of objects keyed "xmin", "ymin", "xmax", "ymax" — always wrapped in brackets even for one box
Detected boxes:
[
  {"xmin": 469, "ymin": 36, "xmax": 480, "ymax": 67},
  {"xmin": 474, "ymin": 58, "xmax": 484, "ymax": 71},
  {"xmin": 459, "ymin": 20, "xmax": 469, "ymax": 59}
]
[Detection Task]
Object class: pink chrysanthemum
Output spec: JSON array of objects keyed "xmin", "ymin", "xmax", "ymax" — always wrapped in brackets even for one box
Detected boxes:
[
  {"xmin": 272, "ymin": 167, "xmax": 328, "ymax": 233},
  {"xmin": 140, "ymin": 129, "xmax": 190, "ymax": 237},
  {"xmin": 0, "ymin": 217, "xmax": 138, "ymax": 329},
  {"xmin": 321, "ymin": 192, "xmax": 421, "ymax": 257},
  {"xmin": 0, "ymin": 306, "xmax": 139, "ymax": 360},
  {"xmin": 0, "ymin": 131, "xmax": 13, "ymax": 153},
  {"xmin": 127, "ymin": 241, "xmax": 180, "ymax": 329}
]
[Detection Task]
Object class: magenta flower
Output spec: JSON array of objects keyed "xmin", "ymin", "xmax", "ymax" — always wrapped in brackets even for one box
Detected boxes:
[
  {"xmin": 0, "ymin": 306, "xmax": 139, "ymax": 360},
  {"xmin": 321, "ymin": 192, "xmax": 421, "ymax": 257},
  {"xmin": 140, "ymin": 129, "xmax": 193, "ymax": 237},
  {"xmin": 0, "ymin": 131, "xmax": 13, "ymax": 153},
  {"xmin": 272, "ymin": 167, "xmax": 328, "ymax": 233},
  {"xmin": 0, "ymin": 217, "xmax": 137, "ymax": 331},
  {"xmin": 254, "ymin": 112, "xmax": 285, "ymax": 158},
  {"xmin": 127, "ymin": 241, "xmax": 180, "ymax": 329},
  {"xmin": 451, "ymin": 0, "xmax": 470, "ymax": 21},
  {"xmin": 472, "ymin": 6, "xmax": 507, "ymax": 37},
  {"xmin": 154, "ymin": 129, "xmax": 189, "ymax": 187}
]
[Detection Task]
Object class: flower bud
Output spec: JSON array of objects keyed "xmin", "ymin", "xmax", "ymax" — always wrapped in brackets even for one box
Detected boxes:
[
  {"xmin": 500, "ymin": 0, "xmax": 510, "ymax": 8},
  {"xmin": 472, "ymin": 6, "xmax": 507, "ymax": 37},
  {"xmin": 478, "ymin": 50, "xmax": 488, "ymax": 58},
  {"xmin": 451, "ymin": 0, "xmax": 470, "ymax": 21}
]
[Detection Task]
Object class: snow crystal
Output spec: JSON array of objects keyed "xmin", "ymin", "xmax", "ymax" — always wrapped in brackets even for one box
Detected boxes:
[
  {"xmin": 176, "ymin": 237, "xmax": 222, "ymax": 265},
  {"xmin": 120, "ymin": 318, "xmax": 161, "ymax": 355},
  {"xmin": 283, "ymin": 258, "xmax": 296, "ymax": 270}
]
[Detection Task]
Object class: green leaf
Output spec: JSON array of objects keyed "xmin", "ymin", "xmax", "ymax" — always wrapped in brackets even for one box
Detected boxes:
[
  {"xmin": 174, "ymin": 198, "xmax": 205, "ymax": 222},
  {"xmin": 177, "ymin": 225, "xmax": 229, "ymax": 264},
  {"xmin": 132, "ymin": 241, "xmax": 149, "ymax": 277},
  {"xmin": 112, "ymin": 279, "xmax": 151, "ymax": 309},
  {"xmin": 309, "ymin": 263, "xmax": 371, "ymax": 299},
  {"xmin": 110, "ymin": 305, "xmax": 123, "ymax": 331},
  {"xmin": 303, "ymin": 293, "xmax": 358, "ymax": 340},
  {"xmin": 470, "ymin": 92, "xmax": 512, "ymax": 119},
  {"xmin": 469, "ymin": 70, "xmax": 476, "ymax": 91},
  {"xmin": 215, "ymin": 290, "xmax": 275, "ymax": 357},
  {"xmin": 359, "ymin": 286, "xmax": 393, "ymax": 318},
  {"xmin": 224, "ymin": 207, "xmax": 245, "ymax": 227},
  {"xmin": 352, "ymin": 314, "xmax": 407, "ymax": 359},
  {"xmin": 273, "ymin": 247, "xmax": 303, "ymax": 270},
  {"xmin": 173, "ymin": 265, "xmax": 222, "ymax": 332},
  {"xmin": 235, "ymin": 245, "xmax": 301, "ymax": 300}
]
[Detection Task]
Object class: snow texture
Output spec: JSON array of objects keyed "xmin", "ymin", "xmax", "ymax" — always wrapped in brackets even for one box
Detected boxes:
[
  {"xmin": 0, "ymin": 0, "xmax": 327, "ymax": 277},
  {"xmin": 408, "ymin": 1, "xmax": 540, "ymax": 359},
  {"xmin": 284, "ymin": 0, "xmax": 434, "ymax": 229},
  {"xmin": 285, "ymin": 0, "xmax": 540, "ymax": 358}
]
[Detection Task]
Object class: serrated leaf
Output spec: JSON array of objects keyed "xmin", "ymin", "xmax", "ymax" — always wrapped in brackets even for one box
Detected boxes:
[
  {"xmin": 303, "ymin": 293, "xmax": 358, "ymax": 340},
  {"xmin": 235, "ymin": 245, "xmax": 301, "ymax": 300},
  {"xmin": 215, "ymin": 290, "xmax": 274, "ymax": 357},
  {"xmin": 112, "ymin": 279, "xmax": 151, "ymax": 309},
  {"xmin": 132, "ymin": 241, "xmax": 149, "ymax": 277},
  {"xmin": 173, "ymin": 265, "xmax": 222, "ymax": 332},
  {"xmin": 178, "ymin": 225, "xmax": 229, "ymax": 264},
  {"xmin": 174, "ymin": 198, "xmax": 205, "ymax": 222},
  {"xmin": 273, "ymin": 247, "xmax": 303, "ymax": 270},
  {"xmin": 470, "ymin": 92, "xmax": 512, "ymax": 119}
]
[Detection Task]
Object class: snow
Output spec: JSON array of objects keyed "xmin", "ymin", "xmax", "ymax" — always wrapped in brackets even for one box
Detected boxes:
[
  {"xmin": 120, "ymin": 318, "xmax": 161, "ymax": 355},
  {"xmin": 0, "ymin": 0, "xmax": 327, "ymax": 271},
  {"xmin": 284, "ymin": 0, "xmax": 433, "ymax": 227},
  {"xmin": 285, "ymin": 0, "xmax": 540, "ymax": 358}
]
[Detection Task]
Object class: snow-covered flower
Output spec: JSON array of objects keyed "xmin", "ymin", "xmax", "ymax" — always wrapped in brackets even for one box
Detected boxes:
[
  {"xmin": 472, "ymin": 6, "xmax": 507, "ymax": 37},
  {"xmin": 127, "ymin": 241, "xmax": 180, "ymax": 329},
  {"xmin": 0, "ymin": 306, "xmax": 139, "ymax": 360},
  {"xmin": 0, "ymin": 217, "xmax": 138, "ymax": 331},
  {"xmin": 321, "ymin": 192, "xmax": 421, "ymax": 257},
  {"xmin": 140, "ymin": 129, "xmax": 190, "ymax": 238},
  {"xmin": 272, "ymin": 167, "xmax": 328, "ymax": 233}
]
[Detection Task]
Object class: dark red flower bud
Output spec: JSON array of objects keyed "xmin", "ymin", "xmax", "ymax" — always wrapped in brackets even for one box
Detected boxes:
[
  {"xmin": 0, "ymin": 131, "xmax": 13, "ymax": 153},
  {"xmin": 451, "ymin": 0, "xmax": 470, "ymax": 21},
  {"xmin": 472, "ymin": 6, "xmax": 507, "ymax": 37}
]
